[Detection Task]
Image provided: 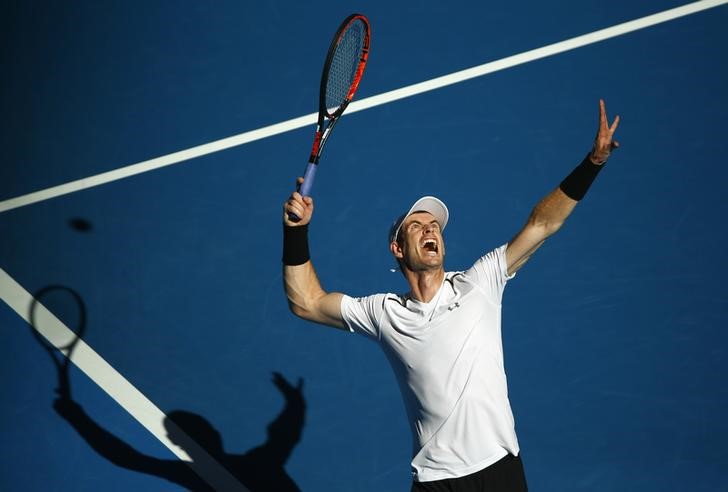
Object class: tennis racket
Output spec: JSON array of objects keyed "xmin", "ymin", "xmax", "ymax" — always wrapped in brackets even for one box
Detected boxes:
[
  {"xmin": 29, "ymin": 285, "xmax": 87, "ymax": 399},
  {"xmin": 290, "ymin": 13, "xmax": 370, "ymax": 219}
]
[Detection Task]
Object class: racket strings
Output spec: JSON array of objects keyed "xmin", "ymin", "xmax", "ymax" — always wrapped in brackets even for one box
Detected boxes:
[{"xmin": 326, "ymin": 20, "xmax": 366, "ymax": 113}]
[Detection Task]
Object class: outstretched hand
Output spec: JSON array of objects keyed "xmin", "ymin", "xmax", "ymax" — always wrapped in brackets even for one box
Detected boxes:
[
  {"xmin": 283, "ymin": 177, "xmax": 314, "ymax": 227},
  {"xmin": 590, "ymin": 99, "xmax": 620, "ymax": 165}
]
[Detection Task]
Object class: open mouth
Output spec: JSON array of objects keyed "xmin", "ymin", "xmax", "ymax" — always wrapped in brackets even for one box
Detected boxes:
[{"xmin": 422, "ymin": 238, "xmax": 439, "ymax": 254}]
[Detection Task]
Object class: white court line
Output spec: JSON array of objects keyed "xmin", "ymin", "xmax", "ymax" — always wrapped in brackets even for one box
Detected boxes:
[
  {"xmin": 0, "ymin": 268, "xmax": 249, "ymax": 492},
  {"xmin": 0, "ymin": 0, "xmax": 725, "ymax": 215}
]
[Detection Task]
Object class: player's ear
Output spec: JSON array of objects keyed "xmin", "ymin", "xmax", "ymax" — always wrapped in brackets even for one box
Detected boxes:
[{"xmin": 390, "ymin": 240, "xmax": 403, "ymax": 259}]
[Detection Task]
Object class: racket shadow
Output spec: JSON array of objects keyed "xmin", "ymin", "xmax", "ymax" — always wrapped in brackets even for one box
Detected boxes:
[{"xmin": 28, "ymin": 285, "xmax": 87, "ymax": 400}]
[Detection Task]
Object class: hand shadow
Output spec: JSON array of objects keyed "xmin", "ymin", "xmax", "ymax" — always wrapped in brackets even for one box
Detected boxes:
[{"xmin": 54, "ymin": 372, "xmax": 306, "ymax": 492}]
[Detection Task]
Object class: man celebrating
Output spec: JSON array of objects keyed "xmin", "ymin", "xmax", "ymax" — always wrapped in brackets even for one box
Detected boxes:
[{"xmin": 282, "ymin": 100, "xmax": 619, "ymax": 491}]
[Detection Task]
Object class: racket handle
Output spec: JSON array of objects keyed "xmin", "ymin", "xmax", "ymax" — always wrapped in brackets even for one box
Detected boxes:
[
  {"xmin": 287, "ymin": 162, "xmax": 318, "ymax": 222},
  {"xmin": 299, "ymin": 162, "xmax": 317, "ymax": 197}
]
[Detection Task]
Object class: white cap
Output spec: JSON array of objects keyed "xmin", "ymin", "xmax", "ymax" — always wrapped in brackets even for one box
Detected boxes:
[{"xmin": 388, "ymin": 196, "xmax": 449, "ymax": 244}]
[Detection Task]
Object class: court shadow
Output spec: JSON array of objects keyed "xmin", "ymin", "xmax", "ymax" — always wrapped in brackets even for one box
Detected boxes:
[
  {"xmin": 30, "ymin": 285, "xmax": 306, "ymax": 490},
  {"xmin": 54, "ymin": 372, "xmax": 305, "ymax": 492}
]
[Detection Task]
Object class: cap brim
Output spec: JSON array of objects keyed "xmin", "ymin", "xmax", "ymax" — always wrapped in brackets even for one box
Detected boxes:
[{"xmin": 389, "ymin": 196, "xmax": 449, "ymax": 243}]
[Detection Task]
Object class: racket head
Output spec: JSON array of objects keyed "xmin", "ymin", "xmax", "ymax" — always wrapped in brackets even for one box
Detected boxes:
[
  {"xmin": 319, "ymin": 13, "xmax": 370, "ymax": 119},
  {"xmin": 29, "ymin": 285, "xmax": 87, "ymax": 358}
]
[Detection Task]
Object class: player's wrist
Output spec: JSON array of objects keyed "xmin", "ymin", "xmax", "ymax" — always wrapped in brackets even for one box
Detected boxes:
[
  {"xmin": 588, "ymin": 149, "xmax": 609, "ymax": 165},
  {"xmin": 559, "ymin": 153, "xmax": 604, "ymax": 201},
  {"xmin": 282, "ymin": 224, "xmax": 310, "ymax": 265}
]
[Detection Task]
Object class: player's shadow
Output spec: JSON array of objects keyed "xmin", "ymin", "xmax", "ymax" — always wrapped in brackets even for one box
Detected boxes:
[
  {"xmin": 30, "ymin": 285, "xmax": 305, "ymax": 491},
  {"xmin": 54, "ymin": 372, "xmax": 305, "ymax": 492}
]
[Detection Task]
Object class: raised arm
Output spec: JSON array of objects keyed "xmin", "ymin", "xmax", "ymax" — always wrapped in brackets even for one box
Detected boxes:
[
  {"xmin": 282, "ymin": 181, "xmax": 347, "ymax": 330},
  {"xmin": 506, "ymin": 99, "xmax": 620, "ymax": 275}
]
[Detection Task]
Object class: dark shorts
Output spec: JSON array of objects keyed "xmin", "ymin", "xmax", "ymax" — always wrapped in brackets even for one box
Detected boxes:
[{"xmin": 411, "ymin": 454, "xmax": 528, "ymax": 492}]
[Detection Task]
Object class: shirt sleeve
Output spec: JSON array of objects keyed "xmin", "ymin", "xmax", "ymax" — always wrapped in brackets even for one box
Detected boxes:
[
  {"xmin": 463, "ymin": 244, "xmax": 515, "ymax": 304},
  {"xmin": 340, "ymin": 293, "xmax": 386, "ymax": 340}
]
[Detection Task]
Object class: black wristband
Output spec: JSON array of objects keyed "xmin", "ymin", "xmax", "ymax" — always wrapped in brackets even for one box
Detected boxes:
[
  {"xmin": 559, "ymin": 153, "xmax": 604, "ymax": 201},
  {"xmin": 282, "ymin": 225, "xmax": 310, "ymax": 266}
]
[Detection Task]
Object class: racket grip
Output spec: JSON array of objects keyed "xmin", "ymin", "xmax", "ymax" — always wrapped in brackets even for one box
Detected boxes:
[
  {"xmin": 299, "ymin": 162, "xmax": 317, "ymax": 197},
  {"xmin": 287, "ymin": 162, "xmax": 318, "ymax": 222}
]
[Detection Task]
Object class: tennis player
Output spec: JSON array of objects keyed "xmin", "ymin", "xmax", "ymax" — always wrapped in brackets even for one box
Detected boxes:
[{"xmin": 282, "ymin": 99, "xmax": 619, "ymax": 491}]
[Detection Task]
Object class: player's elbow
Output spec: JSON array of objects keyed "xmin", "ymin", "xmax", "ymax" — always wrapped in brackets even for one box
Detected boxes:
[
  {"xmin": 287, "ymin": 291, "xmax": 345, "ymax": 330},
  {"xmin": 527, "ymin": 214, "xmax": 564, "ymax": 239},
  {"xmin": 287, "ymin": 295, "xmax": 320, "ymax": 322},
  {"xmin": 544, "ymin": 219, "xmax": 565, "ymax": 237},
  {"xmin": 288, "ymin": 299, "xmax": 311, "ymax": 320}
]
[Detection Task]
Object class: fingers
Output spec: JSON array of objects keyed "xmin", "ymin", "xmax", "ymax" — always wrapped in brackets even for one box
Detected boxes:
[
  {"xmin": 599, "ymin": 99, "xmax": 620, "ymax": 132},
  {"xmin": 599, "ymin": 99, "xmax": 607, "ymax": 126},
  {"xmin": 284, "ymin": 196, "xmax": 307, "ymax": 222},
  {"xmin": 609, "ymin": 114, "xmax": 620, "ymax": 134},
  {"xmin": 590, "ymin": 99, "xmax": 621, "ymax": 163},
  {"xmin": 283, "ymin": 177, "xmax": 314, "ymax": 225},
  {"xmin": 286, "ymin": 192, "xmax": 311, "ymax": 211},
  {"xmin": 596, "ymin": 99, "xmax": 621, "ymax": 142}
]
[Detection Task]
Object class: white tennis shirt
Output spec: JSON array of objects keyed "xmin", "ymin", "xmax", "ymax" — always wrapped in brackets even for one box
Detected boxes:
[{"xmin": 340, "ymin": 245, "xmax": 520, "ymax": 482}]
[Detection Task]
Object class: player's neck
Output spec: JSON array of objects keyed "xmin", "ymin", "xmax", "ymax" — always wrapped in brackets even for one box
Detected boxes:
[{"xmin": 405, "ymin": 268, "xmax": 445, "ymax": 303}]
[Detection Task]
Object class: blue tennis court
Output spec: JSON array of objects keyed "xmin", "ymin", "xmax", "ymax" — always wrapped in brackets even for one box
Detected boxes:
[{"xmin": 2, "ymin": 1, "xmax": 727, "ymax": 491}]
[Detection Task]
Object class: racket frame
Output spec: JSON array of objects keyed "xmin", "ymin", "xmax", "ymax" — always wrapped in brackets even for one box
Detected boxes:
[{"xmin": 298, "ymin": 13, "xmax": 370, "ymax": 198}]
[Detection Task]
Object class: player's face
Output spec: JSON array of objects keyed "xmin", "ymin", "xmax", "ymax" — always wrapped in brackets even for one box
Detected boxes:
[{"xmin": 396, "ymin": 211, "xmax": 445, "ymax": 271}]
